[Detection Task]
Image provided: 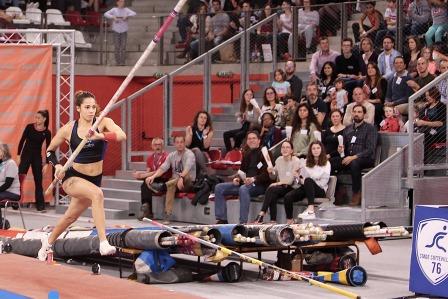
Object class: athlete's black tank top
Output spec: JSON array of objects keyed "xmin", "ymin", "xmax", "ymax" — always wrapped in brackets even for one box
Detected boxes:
[{"xmin": 69, "ymin": 118, "xmax": 107, "ymax": 164}]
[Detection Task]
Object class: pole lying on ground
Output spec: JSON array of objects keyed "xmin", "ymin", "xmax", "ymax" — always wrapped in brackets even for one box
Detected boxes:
[
  {"xmin": 144, "ymin": 218, "xmax": 360, "ymax": 299},
  {"xmin": 45, "ymin": 0, "xmax": 188, "ymax": 195}
]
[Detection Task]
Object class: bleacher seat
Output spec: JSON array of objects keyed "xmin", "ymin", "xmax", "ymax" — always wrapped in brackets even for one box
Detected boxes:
[
  {"xmin": 5, "ymin": 7, "xmax": 30, "ymax": 25},
  {"xmin": 25, "ymin": 7, "xmax": 42, "ymax": 25},
  {"xmin": 74, "ymin": 30, "xmax": 92, "ymax": 48},
  {"xmin": 46, "ymin": 9, "xmax": 70, "ymax": 26},
  {"xmin": 312, "ymin": 175, "xmax": 337, "ymax": 209}
]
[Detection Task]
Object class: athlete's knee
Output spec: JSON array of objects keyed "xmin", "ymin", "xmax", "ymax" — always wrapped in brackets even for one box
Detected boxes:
[{"xmin": 91, "ymin": 188, "xmax": 104, "ymax": 202}]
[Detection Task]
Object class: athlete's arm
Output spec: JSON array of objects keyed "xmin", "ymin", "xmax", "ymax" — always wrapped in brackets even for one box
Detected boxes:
[{"xmin": 101, "ymin": 117, "xmax": 126, "ymax": 141}]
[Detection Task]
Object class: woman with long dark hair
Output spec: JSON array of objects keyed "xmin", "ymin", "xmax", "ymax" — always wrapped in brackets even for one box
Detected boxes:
[
  {"xmin": 403, "ymin": 36, "xmax": 422, "ymax": 78},
  {"xmin": 38, "ymin": 91, "xmax": 126, "ymax": 261},
  {"xmin": 283, "ymin": 141, "xmax": 330, "ymax": 222},
  {"xmin": 322, "ymin": 109, "xmax": 345, "ymax": 174},
  {"xmin": 318, "ymin": 61, "xmax": 337, "ymax": 103},
  {"xmin": 186, "ymin": 110, "xmax": 214, "ymax": 175},
  {"xmin": 363, "ymin": 62, "xmax": 387, "ymax": 127},
  {"xmin": 17, "ymin": 110, "xmax": 51, "ymax": 212},
  {"xmin": 223, "ymin": 89, "xmax": 261, "ymax": 152},
  {"xmin": 290, "ymin": 102, "xmax": 320, "ymax": 157}
]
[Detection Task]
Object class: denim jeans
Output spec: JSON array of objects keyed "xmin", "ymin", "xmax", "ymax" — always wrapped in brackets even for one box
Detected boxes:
[
  {"xmin": 425, "ymin": 23, "xmax": 448, "ymax": 46},
  {"xmin": 214, "ymin": 182, "xmax": 266, "ymax": 223}
]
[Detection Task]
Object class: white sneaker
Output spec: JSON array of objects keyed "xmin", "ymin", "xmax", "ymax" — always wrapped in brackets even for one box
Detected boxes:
[
  {"xmin": 37, "ymin": 235, "xmax": 52, "ymax": 261},
  {"xmin": 298, "ymin": 210, "xmax": 316, "ymax": 220},
  {"xmin": 99, "ymin": 240, "xmax": 116, "ymax": 256}
]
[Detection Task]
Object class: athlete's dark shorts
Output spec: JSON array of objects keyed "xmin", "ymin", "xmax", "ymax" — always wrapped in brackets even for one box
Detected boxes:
[{"xmin": 62, "ymin": 167, "xmax": 102, "ymax": 187}]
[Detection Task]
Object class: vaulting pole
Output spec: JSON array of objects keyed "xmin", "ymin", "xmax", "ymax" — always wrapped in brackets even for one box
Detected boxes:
[
  {"xmin": 145, "ymin": 218, "xmax": 361, "ymax": 299},
  {"xmin": 45, "ymin": 0, "xmax": 188, "ymax": 194}
]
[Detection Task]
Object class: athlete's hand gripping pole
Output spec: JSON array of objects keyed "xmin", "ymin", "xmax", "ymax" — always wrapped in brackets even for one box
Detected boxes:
[
  {"xmin": 143, "ymin": 218, "xmax": 361, "ymax": 299},
  {"xmin": 44, "ymin": 0, "xmax": 188, "ymax": 196}
]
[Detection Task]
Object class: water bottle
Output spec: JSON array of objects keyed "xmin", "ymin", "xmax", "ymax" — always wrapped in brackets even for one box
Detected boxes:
[{"xmin": 47, "ymin": 248, "xmax": 54, "ymax": 264}]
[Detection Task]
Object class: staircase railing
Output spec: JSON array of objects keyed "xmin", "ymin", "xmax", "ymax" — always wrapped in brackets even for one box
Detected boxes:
[{"xmin": 109, "ymin": 13, "xmax": 279, "ymax": 169}]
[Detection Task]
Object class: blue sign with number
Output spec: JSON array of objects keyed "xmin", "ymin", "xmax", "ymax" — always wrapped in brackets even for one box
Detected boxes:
[{"xmin": 410, "ymin": 205, "xmax": 448, "ymax": 297}]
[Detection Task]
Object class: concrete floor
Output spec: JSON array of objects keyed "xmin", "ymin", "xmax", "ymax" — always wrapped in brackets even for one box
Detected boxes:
[{"xmin": 3, "ymin": 207, "xmax": 416, "ymax": 299}]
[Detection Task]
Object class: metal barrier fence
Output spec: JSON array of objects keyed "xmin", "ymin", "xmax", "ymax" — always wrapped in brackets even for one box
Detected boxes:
[
  {"xmin": 362, "ymin": 133, "xmax": 424, "ymax": 222},
  {"xmin": 1, "ymin": 1, "xmax": 392, "ymax": 66},
  {"xmin": 408, "ymin": 71, "xmax": 448, "ymax": 181}
]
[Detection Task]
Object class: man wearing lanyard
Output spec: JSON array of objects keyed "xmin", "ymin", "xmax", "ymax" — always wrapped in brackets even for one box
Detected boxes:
[
  {"xmin": 133, "ymin": 137, "xmax": 170, "ymax": 221},
  {"xmin": 339, "ymin": 104, "xmax": 378, "ymax": 206}
]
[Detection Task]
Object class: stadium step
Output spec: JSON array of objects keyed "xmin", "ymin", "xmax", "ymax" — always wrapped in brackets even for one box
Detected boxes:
[{"xmin": 55, "ymin": 204, "xmax": 137, "ymax": 219}]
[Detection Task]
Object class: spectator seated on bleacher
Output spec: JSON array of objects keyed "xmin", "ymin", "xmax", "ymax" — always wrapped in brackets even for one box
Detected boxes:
[
  {"xmin": 405, "ymin": 57, "xmax": 436, "ymax": 113},
  {"xmin": 210, "ymin": 0, "xmax": 231, "ymax": 46},
  {"xmin": 283, "ymin": 141, "xmax": 330, "ymax": 222},
  {"xmin": 415, "ymin": 87, "xmax": 447, "ymax": 164},
  {"xmin": 214, "ymin": 130, "xmax": 271, "ymax": 224},
  {"xmin": 335, "ymin": 38, "xmax": 362, "ymax": 99},
  {"xmin": 421, "ymin": 46, "xmax": 437, "ymax": 75},
  {"xmin": 277, "ymin": 0, "xmax": 293, "ymax": 60},
  {"xmin": 255, "ymin": 4, "xmax": 274, "ymax": 62},
  {"xmin": 437, "ymin": 59, "xmax": 448, "ymax": 104},
  {"xmin": 377, "ymin": 35, "xmax": 401, "ymax": 80},
  {"xmin": 384, "ymin": 56, "xmax": 413, "ymax": 116},
  {"xmin": 318, "ymin": 61, "xmax": 337, "ymax": 104},
  {"xmin": 363, "ymin": 62, "xmax": 388, "ymax": 127},
  {"xmin": 0, "ymin": 8, "xmax": 12, "ymax": 24},
  {"xmin": 253, "ymin": 140, "xmax": 300, "ymax": 223},
  {"xmin": 185, "ymin": 110, "xmax": 214, "ymax": 176},
  {"xmin": 132, "ymin": 137, "xmax": 170, "ymax": 221},
  {"xmin": 280, "ymin": 96, "xmax": 297, "ymax": 128},
  {"xmin": 322, "ymin": 109, "xmax": 345, "ymax": 174},
  {"xmin": 286, "ymin": 0, "xmax": 319, "ymax": 55},
  {"xmin": 374, "ymin": 0, "xmax": 397, "ymax": 48},
  {"xmin": 316, "ymin": 0, "xmax": 340, "ymax": 37},
  {"xmin": 352, "ymin": 1, "xmax": 383, "ymax": 45},
  {"xmin": 359, "ymin": 37, "xmax": 379, "ymax": 77},
  {"xmin": 303, "ymin": 81, "xmax": 329, "ymax": 128},
  {"xmin": 146, "ymin": 136, "xmax": 196, "ymax": 224},
  {"xmin": 404, "ymin": 0, "xmax": 431, "ymax": 37},
  {"xmin": 271, "ymin": 68, "xmax": 291, "ymax": 102},
  {"xmin": 290, "ymin": 102, "xmax": 320, "ymax": 157},
  {"xmin": 339, "ymin": 104, "xmax": 378, "ymax": 206},
  {"xmin": 343, "ymin": 87, "xmax": 375, "ymax": 126},
  {"xmin": 379, "ymin": 103, "xmax": 401, "ymax": 132},
  {"xmin": 403, "ymin": 36, "xmax": 422, "ymax": 78},
  {"xmin": 238, "ymin": 1, "xmax": 258, "ymax": 30},
  {"xmin": 260, "ymin": 87, "xmax": 284, "ymax": 127},
  {"xmin": 284, "ymin": 59, "xmax": 303, "ymax": 102},
  {"xmin": 259, "ymin": 111, "xmax": 283, "ymax": 149},
  {"xmin": 223, "ymin": 88, "xmax": 261, "ymax": 153},
  {"xmin": 332, "ymin": 78, "xmax": 348, "ymax": 114},
  {"xmin": 425, "ymin": 0, "xmax": 448, "ymax": 47},
  {"xmin": 186, "ymin": 3, "xmax": 212, "ymax": 59},
  {"xmin": 309, "ymin": 36, "xmax": 339, "ymax": 84}
]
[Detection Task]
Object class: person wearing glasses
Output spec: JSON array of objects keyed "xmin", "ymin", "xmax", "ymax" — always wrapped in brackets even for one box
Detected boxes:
[{"xmin": 132, "ymin": 137, "xmax": 170, "ymax": 221}]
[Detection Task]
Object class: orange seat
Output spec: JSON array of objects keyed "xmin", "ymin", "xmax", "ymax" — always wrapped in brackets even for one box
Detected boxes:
[{"xmin": 0, "ymin": 174, "xmax": 26, "ymax": 229}]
